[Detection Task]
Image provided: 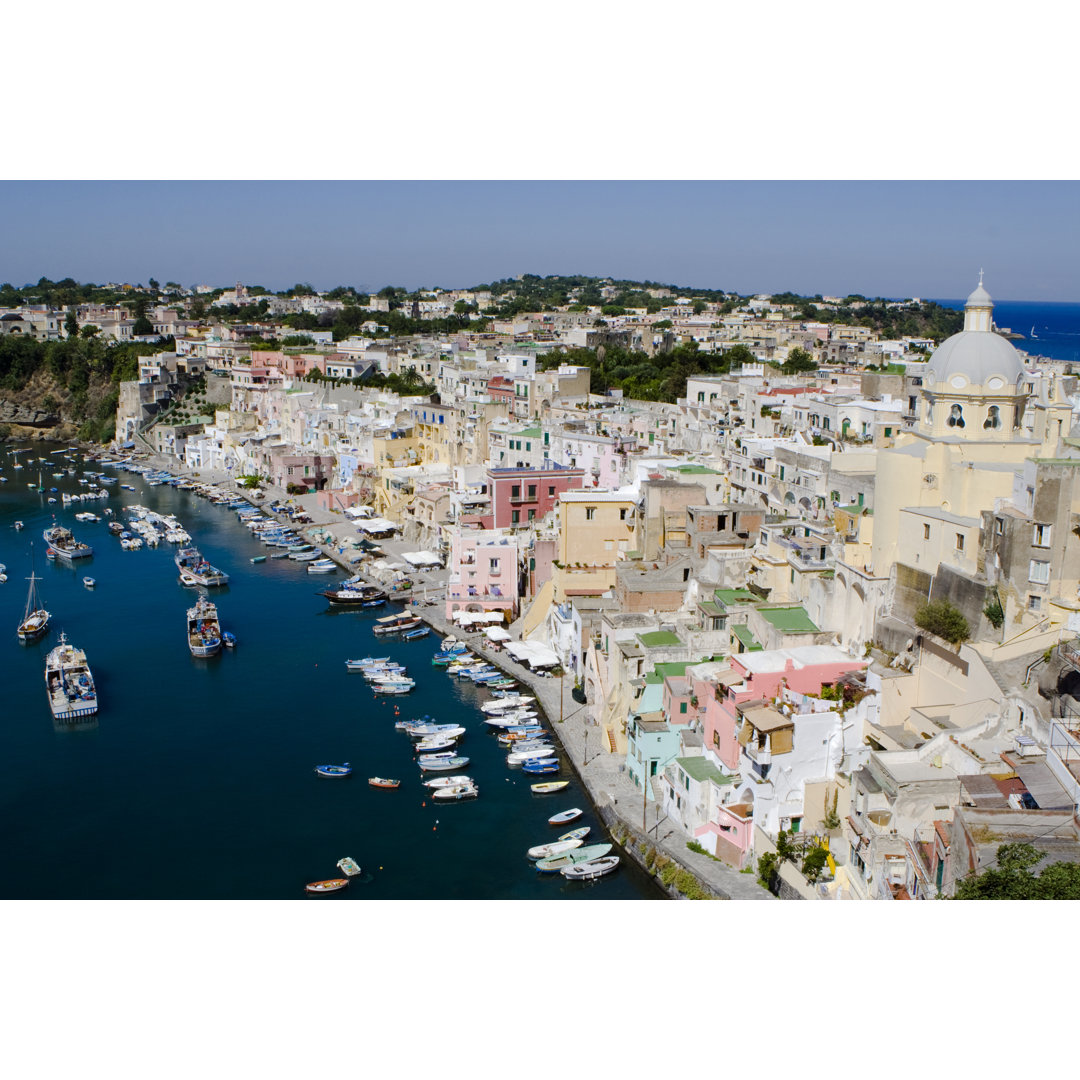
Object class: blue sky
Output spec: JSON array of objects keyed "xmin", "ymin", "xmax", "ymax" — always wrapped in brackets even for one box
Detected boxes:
[{"xmin": 1, "ymin": 180, "xmax": 1076, "ymax": 301}]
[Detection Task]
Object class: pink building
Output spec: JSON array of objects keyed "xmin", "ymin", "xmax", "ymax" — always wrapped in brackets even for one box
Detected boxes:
[
  {"xmin": 445, "ymin": 528, "xmax": 520, "ymax": 621},
  {"xmin": 700, "ymin": 645, "xmax": 866, "ymax": 771},
  {"xmin": 486, "ymin": 466, "xmax": 585, "ymax": 530}
]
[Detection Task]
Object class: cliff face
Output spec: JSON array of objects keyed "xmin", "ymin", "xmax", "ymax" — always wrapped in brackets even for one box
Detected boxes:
[{"xmin": 0, "ymin": 368, "xmax": 116, "ymax": 441}]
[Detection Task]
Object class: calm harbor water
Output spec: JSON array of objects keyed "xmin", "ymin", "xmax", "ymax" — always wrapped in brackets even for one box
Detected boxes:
[{"xmin": 0, "ymin": 443, "xmax": 661, "ymax": 900}]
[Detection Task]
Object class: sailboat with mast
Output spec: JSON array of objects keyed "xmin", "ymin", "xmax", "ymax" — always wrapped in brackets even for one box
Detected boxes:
[{"xmin": 17, "ymin": 546, "xmax": 50, "ymax": 643}]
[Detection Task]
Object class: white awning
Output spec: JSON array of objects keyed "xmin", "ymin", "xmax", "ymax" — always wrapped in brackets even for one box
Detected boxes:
[
  {"xmin": 401, "ymin": 551, "xmax": 442, "ymax": 567},
  {"xmin": 356, "ymin": 518, "xmax": 398, "ymax": 533},
  {"xmin": 485, "ymin": 626, "xmax": 511, "ymax": 641}
]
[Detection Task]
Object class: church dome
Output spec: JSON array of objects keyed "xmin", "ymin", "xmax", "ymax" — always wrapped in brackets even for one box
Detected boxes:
[
  {"xmin": 926, "ymin": 330, "xmax": 1025, "ymax": 387},
  {"xmin": 925, "ymin": 275, "xmax": 1025, "ymax": 387}
]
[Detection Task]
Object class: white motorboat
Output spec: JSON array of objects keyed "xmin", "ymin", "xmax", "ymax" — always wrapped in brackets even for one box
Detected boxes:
[
  {"xmin": 432, "ymin": 783, "xmax": 478, "ymax": 801},
  {"xmin": 422, "ymin": 775, "xmax": 475, "ymax": 788}
]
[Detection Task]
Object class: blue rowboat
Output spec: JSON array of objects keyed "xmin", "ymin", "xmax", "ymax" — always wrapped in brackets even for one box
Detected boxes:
[
  {"xmin": 522, "ymin": 760, "xmax": 559, "ymax": 775},
  {"xmin": 315, "ymin": 763, "xmax": 352, "ymax": 778}
]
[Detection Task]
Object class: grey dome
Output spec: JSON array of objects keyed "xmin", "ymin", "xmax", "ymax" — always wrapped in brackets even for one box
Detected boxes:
[
  {"xmin": 927, "ymin": 329, "xmax": 1025, "ymax": 387},
  {"xmin": 966, "ymin": 283, "xmax": 992, "ymax": 308}
]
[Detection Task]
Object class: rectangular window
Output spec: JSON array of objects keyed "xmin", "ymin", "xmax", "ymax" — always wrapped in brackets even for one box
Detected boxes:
[
  {"xmin": 620, "ymin": 508, "xmax": 628, "ymax": 520},
  {"xmin": 586, "ymin": 507, "xmax": 596, "ymax": 520},
  {"xmin": 489, "ymin": 559, "xmax": 499, "ymax": 571},
  {"xmin": 924, "ymin": 524, "xmax": 931, "ymax": 540},
  {"xmin": 527, "ymin": 484, "xmax": 536, "ymax": 499},
  {"xmin": 1034, "ymin": 524, "xmax": 1051, "ymax": 547},
  {"xmin": 548, "ymin": 486, "xmax": 555, "ymax": 496},
  {"xmin": 525, "ymin": 442, "xmax": 531, "ymax": 452},
  {"xmin": 680, "ymin": 702, "xmax": 687, "ymax": 714},
  {"xmin": 511, "ymin": 510, "xmax": 519, "ymax": 524},
  {"xmin": 511, "ymin": 485, "xmax": 520, "ymax": 499},
  {"xmin": 1029, "ymin": 594, "xmax": 1042, "ymax": 611},
  {"xmin": 528, "ymin": 509, "xmax": 535, "ymax": 521},
  {"xmin": 955, "ymin": 533, "xmax": 965, "ymax": 552},
  {"xmin": 995, "ymin": 517, "xmax": 1004, "ymax": 535},
  {"xmin": 1029, "ymin": 560, "xmax": 1050, "ymax": 584}
]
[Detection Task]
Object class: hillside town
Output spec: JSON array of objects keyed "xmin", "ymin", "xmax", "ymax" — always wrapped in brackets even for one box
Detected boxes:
[{"xmin": 7, "ymin": 272, "xmax": 1080, "ymax": 899}]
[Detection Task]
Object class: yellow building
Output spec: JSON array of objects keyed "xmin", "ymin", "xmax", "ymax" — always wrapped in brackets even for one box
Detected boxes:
[
  {"xmin": 553, "ymin": 490, "xmax": 639, "ymax": 601},
  {"xmin": 862, "ymin": 277, "xmax": 1070, "ymax": 641}
]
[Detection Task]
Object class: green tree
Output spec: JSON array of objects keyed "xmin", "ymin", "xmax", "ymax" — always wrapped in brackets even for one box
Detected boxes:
[
  {"xmin": 954, "ymin": 842, "xmax": 1080, "ymax": 899},
  {"xmin": 800, "ymin": 846, "xmax": 830, "ymax": 884},
  {"xmin": 80, "ymin": 324, "xmax": 100, "ymax": 339},
  {"xmin": 692, "ymin": 300, "xmax": 706, "ymax": 315},
  {"xmin": 148, "ymin": 278, "xmax": 159, "ymax": 291},
  {"xmin": 65, "ymin": 309, "xmax": 79, "ymax": 338},
  {"xmin": 783, "ymin": 346, "xmax": 817, "ymax": 373},
  {"xmin": 133, "ymin": 316, "xmax": 154, "ymax": 336},
  {"xmin": 914, "ymin": 600, "xmax": 970, "ymax": 644}
]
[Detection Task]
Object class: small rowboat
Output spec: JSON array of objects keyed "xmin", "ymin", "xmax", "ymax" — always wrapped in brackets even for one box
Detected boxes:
[
  {"xmin": 305, "ymin": 878, "xmax": 349, "ymax": 894},
  {"xmin": 423, "ymin": 775, "xmax": 475, "ymax": 788},
  {"xmin": 537, "ymin": 843, "xmax": 613, "ymax": 874},
  {"xmin": 315, "ymin": 763, "xmax": 352, "ymax": 778},
  {"xmin": 531, "ymin": 781, "xmax": 569, "ymax": 794},
  {"xmin": 548, "ymin": 808, "xmax": 583, "ymax": 826},
  {"xmin": 337, "ymin": 857, "xmax": 362, "ymax": 877},
  {"xmin": 369, "ymin": 777, "xmax": 400, "ymax": 788},
  {"xmin": 83, "ymin": 577, "xmax": 96, "ymax": 588},
  {"xmin": 558, "ymin": 826, "xmax": 590, "ymax": 842},
  {"xmin": 522, "ymin": 760, "xmax": 559, "ymax": 775},
  {"xmin": 561, "ymin": 855, "xmax": 620, "ymax": 881},
  {"xmin": 250, "ymin": 555, "xmax": 266, "ymax": 563},
  {"xmin": 223, "ymin": 631, "xmax": 236, "ymax": 649},
  {"xmin": 527, "ymin": 837, "xmax": 583, "ymax": 861}
]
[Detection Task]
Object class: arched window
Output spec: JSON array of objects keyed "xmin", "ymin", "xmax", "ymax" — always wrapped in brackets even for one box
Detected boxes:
[
  {"xmin": 947, "ymin": 404, "xmax": 965, "ymax": 428},
  {"xmin": 984, "ymin": 405, "xmax": 1001, "ymax": 430}
]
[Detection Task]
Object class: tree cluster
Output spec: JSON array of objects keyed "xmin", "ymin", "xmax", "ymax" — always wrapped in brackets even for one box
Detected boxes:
[{"xmin": 955, "ymin": 843, "xmax": 1080, "ymax": 899}]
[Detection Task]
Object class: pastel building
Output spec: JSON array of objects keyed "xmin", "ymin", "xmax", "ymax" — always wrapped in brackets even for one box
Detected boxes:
[
  {"xmin": 445, "ymin": 527, "xmax": 520, "ymax": 621},
  {"xmin": 487, "ymin": 465, "xmax": 585, "ymax": 530}
]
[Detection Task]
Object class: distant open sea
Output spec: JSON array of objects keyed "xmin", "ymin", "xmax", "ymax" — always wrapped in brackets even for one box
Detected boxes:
[{"xmin": 933, "ymin": 299, "xmax": 1080, "ymax": 366}]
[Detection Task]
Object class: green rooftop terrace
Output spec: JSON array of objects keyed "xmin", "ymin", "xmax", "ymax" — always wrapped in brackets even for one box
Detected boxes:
[
  {"xmin": 757, "ymin": 605, "xmax": 819, "ymax": 633},
  {"xmin": 676, "ymin": 757, "xmax": 735, "ymax": 784},
  {"xmin": 637, "ymin": 630, "xmax": 682, "ymax": 648}
]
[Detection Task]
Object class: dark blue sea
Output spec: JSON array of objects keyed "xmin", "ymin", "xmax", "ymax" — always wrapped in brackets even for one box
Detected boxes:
[
  {"xmin": 0, "ymin": 443, "xmax": 660, "ymax": 900},
  {"xmin": 934, "ymin": 298, "xmax": 1080, "ymax": 366}
]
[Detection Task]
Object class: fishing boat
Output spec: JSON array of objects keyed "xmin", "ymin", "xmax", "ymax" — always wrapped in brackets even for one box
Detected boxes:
[
  {"xmin": 43, "ymin": 524, "xmax": 93, "ymax": 562},
  {"xmin": 481, "ymin": 696, "xmax": 535, "ymax": 714},
  {"xmin": 432, "ymin": 782, "xmax": 478, "ymax": 801},
  {"xmin": 305, "ymin": 878, "xmax": 349, "ymax": 894},
  {"xmin": 548, "ymin": 808, "xmax": 583, "ymax": 826},
  {"xmin": 222, "ymin": 631, "xmax": 236, "ymax": 649},
  {"xmin": 307, "ymin": 559, "xmax": 337, "ymax": 574},
  {"xmin": 346, "ymin": 655, "xmax": 390, "ymax": 669},
  {"xmin": 315, "ymin": 763, "xmax": 352, "ymax": 778},
  {"xmin": 536, "ymin": 843, "xmax": 612, "ymax": 874},
  {"xmin": 530, "ymin": 781, "xmax": 568, "ymax": 794},
  {"xmin": 422, "ymin": 775, "xmax": 475, "ymax": 788},
  {"xmin": 402, "ymin": 626, "xmax": 430, "ymax": 641},
  {"xmin": 372, "ymin": 613, "xmax": 423, "ymax": 636},
  {"xmin": 175, "ymin": 547, "xmax": 229, "ymax": 586},
  {"xmin": 319, "ymin": 586, "xmax": 388, "ymax": 606},
  {"xmin": 417, "ymin": 754, "xmax": 470, "ymax": 772},
  {"xmin": 83, "ymin": 577, "xmax": 95, "ymax": 589},
  {"xmin": 178, "ymin": 572, "xmax": 200, "ymax": 587},
  {"xmin": 368, "ymin": 777, "xmax": 401, "ymax": 789},
  {"xmin": 44, "ymin": 633, "xmax": 98, "ymax": 720},
  {"xmin": 17, "ymin": 558, "xmax": 50, "ymax": 643},
  {"xmin": 561, "ymin": 855, "xmax": 620, "ymax": 880},
  {"xmin": 527, "ymin": 837, "xmax": 583, "ymax": 861},
  {"xmin": 187, "ymin": 596, "xmax": 222, "ymax": 657},
  {"xmin": 336, "ymin": 857, "xmax": 362, "ymax": 877}
]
